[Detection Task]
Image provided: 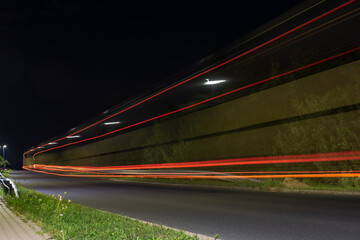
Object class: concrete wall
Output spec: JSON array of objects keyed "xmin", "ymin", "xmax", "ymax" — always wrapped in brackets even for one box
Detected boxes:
[{"xmin": 26, "ymin": 59, "xmax": 360, "ymax": 167}]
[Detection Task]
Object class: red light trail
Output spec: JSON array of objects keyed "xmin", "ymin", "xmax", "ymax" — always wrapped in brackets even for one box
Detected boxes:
[
  {"xmin": 23, "ymin": 166, "xmax": 360, "ymax": 179},
  {"xmin": 31, "ymin": 150, "xmax": 360, "ymax": 170},
  {"xmin": 23, "ymin": 150, "xmax": 360, "ymax": 179}
]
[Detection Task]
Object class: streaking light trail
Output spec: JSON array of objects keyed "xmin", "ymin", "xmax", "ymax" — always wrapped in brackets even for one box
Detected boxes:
[
  {"xmin": 23, "ymin": 166, "xmax": 360, "ymax": 179},
  {"xmin": 24, "ymin": 150, "xmax": 360, "ymax": 179}
]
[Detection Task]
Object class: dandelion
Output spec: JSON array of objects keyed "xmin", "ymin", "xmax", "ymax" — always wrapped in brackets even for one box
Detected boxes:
[{"xmin": 60, "ymin": 214, "xmax": 63, "ymax": 217}]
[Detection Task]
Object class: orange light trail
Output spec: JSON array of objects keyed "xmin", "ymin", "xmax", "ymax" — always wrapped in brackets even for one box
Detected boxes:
[
  {"xmin": 29, "ymin": 150, "xmax": 360, "ymax": 171},
  {"xmin": 22, "ymin": 166, "xmax": 360, "ymax": 179},
  {"xmin": 23, "ymin": 150, "xmax": 360, "ymax": 179},
  {"xmin": 21, "ymin": 168, "xmax": 360, "ymax": 175}
]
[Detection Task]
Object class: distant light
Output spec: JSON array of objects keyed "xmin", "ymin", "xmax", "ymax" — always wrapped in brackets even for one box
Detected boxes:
[
  {"xmin": 104, "ymin": 121, "xmax": 121, "ymax": 125},
  {"xmin": 3, "ymin": 145, "xmax": 6, "ymax": 148},
  {"xmin": 70, "ymin": 127, "xmax": 76, "ymax": 131},
  {"xmin": 37, "ymin": 147, "xmax": 44, "ymax": 149},
  {"xmin": 30, "ymin": 149, "xmax": 35, "ymax": 152},
  {"xmin": 66, "ymin": 135, "xmax": 80, "ymax": 139},
  {"xmin": 204, "ymin": 78, "xmax": 226, "ymax": 85},
  {"xmin": 49, "ymin": 142, "xmax": 58, "ymax": 145},
  {"xmin": 103, "ymin": 110, "xmax": 109, "ymax": 114}
]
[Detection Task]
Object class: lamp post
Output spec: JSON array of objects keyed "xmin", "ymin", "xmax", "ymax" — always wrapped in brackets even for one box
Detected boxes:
[{"xmin": 2, "ymin": 145, "xmax": 6, "ymax": 160}]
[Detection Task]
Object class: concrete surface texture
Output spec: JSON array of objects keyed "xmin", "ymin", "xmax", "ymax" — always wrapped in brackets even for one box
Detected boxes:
[
  {"xmin": 0, "ymin": 197, "xmax": 47, "ymax": 240},
  {"xmin": 29, "ymin": 59, "xmax": 360, "ymax": 167}
]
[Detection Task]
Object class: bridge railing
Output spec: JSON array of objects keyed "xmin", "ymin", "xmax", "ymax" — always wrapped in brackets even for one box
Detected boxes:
[{"xmin": 0, "ymin": 172, "xmax": 19, "ymax": 198}]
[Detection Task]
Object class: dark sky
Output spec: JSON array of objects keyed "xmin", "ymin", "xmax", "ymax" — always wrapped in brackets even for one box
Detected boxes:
[{"xmin": 0, "ymin": 0, "xmax": 304, "ymax": 168}]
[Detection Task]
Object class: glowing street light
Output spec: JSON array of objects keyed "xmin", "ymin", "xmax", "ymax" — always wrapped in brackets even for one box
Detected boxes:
[
  {"xmin": 48, "ymin": 142, "xmax": 58, "ymax": 145},
  {"xmin": 68, "ymin": 127, "xmax": 76, "ymax": 132},
  {"xmin": 66, "ymin": 135, "xmax": 81, "ymax": 139},
  {"xmin": 104, "ymin": 121, "xmax": 121, "ymax": 125},
  {"xmin": 2, "ymin": 145, "xmax": 7, "ymax": 159},
  {"xmin": 204, "ymin": 78, "xmax": 226, "ymax": 85}
]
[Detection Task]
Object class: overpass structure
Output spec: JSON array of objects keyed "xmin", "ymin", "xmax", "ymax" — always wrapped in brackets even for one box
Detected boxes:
[{"xmin": 23, "ymin": 0, "xmax": 360, "ymax": 179}]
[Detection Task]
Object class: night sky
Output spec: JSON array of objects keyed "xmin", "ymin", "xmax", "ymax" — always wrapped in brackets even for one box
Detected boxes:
[{"xmin": 0, "ymin": 0, "xmax": 304, "ymax": 168}]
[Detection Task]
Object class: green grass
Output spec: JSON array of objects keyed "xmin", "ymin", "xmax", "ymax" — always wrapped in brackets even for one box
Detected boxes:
[
  {"xmin": 1, "ymin": 169, "xmax": 9, "ymax": 176},
  {"xmin": 3, "ymin": 184, "xmax": 200, "ymax": 240},
  {"xmin": 300, "ymin": 178, "xmax": 360, "ymax": 192},
  {"xmin": 113, "ymin": 176, "xmax": 360, "ymax": 193},
  {"xmin": 112, "ymin": 177, "xmax": 282, "ymax": 190}
]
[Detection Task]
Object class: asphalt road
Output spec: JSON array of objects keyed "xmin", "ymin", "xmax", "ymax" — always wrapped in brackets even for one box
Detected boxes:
[{"xmin": 9, "ymin": 170, "xmax": 360, "ymax": 240}]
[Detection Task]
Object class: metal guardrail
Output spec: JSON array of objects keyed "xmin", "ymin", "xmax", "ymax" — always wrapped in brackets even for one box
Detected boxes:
[{"xmin": 0, "ymin": 172, "xmax": 19, "ymax": 198}]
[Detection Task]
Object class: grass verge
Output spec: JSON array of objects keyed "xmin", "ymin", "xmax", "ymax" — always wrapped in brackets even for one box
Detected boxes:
[
  {"xmin": 300, "ymin": 178, "xmax": 360, "ymax": 192},
  {"xmin": 111, "ymin": 177, "xmax": 360, "ymax": 193},
  {"xmin": 1, "ymin": 179, "xmax": 199, "ymax": 239},
  {"xmin": 111, "ymin": 177, "xmax": 282, "ymax": 190}
]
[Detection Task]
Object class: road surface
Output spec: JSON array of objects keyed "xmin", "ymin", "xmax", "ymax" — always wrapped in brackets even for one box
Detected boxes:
[{"xmin": 9, "ymin": 170, "xmax": 360, "ymax": 240}]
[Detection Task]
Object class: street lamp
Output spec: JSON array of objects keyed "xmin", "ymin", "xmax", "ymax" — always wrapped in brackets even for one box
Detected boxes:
[
  {"xmin": 66, "ymin": 135, "xmax": 80, "ymax": 139},
  {"xmin": 204, "ymin": 78, "xmax": 226, "ymax": 85},
  {"xmin": 104, "ymin": 121, "xmax": 121, "ymax": 125},
  {"xmin": 2, "ymin": 145, "xmax": 7, "ymax": 159}
]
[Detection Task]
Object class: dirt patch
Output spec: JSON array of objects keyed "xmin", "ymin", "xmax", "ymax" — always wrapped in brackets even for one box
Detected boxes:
[{"xmin": 281, "ymin": 178, "xmax": 310, "ymax": 188}]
